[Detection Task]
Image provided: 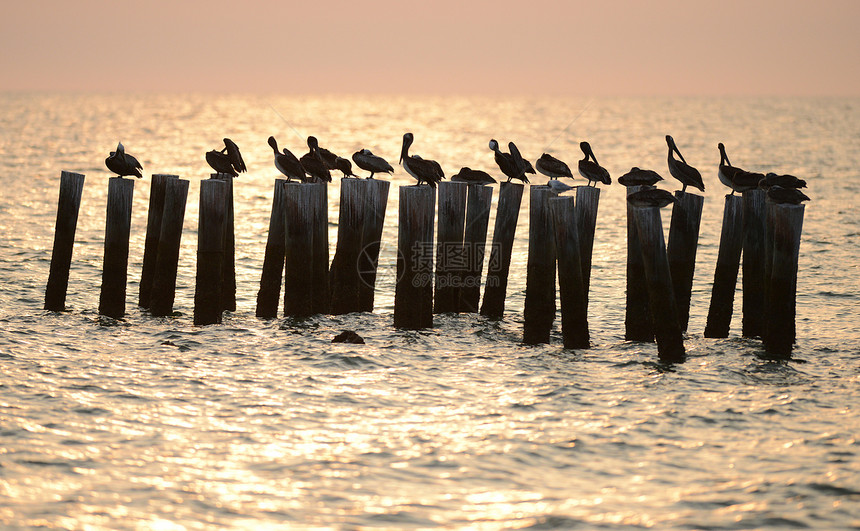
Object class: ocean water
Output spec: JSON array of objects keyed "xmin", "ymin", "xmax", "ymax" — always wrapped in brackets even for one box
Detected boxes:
[{"xmin": 0, "ymin": 93, "xmax": 859, "ymax": 529}]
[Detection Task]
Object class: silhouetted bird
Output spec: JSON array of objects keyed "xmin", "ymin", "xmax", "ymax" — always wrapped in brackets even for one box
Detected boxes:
[
  {"xmin": 618, "ymin": 167, "xmax": 663, "ymax": 187},
  {"xmin": 105, "ymin": 142, "xmax": 143, "ymax": 178},
  {"xmin": 717, "ymin": 143, "xmax": 762, "ymax": 194},
  {"xmin": 666, "ymin": 135, "xmax": 704, "ymax": 192},
  {"xmin": 536, "ymin": 153, "xmax": 573, "ymax": 179},
  {"xmin": 400, "ymin": 133, "xmax": 443, "ymax": 188},
  {"xmin": 760, "ymin": 172, "xmax": 807, "ymax": 190},
  {"xmin": 509, "ymin": 142, "xmax": 535, "ymax": 179},
  {"xmin": 578, "ymin": 141, "xmax": 611, "ymax": 186},
  {"xmin": 301, "ymin": 136, "xmax": 332, "ymax": 182},
  {"xmin": 767, "ymin": 185, "xmax": 810, "ymax": 205},
  {"xmin": 222, "ymin": 138, "xmax": 246, "ymax": 175},
  {"xmin": 352, "ymin": 149, "xmax": 394, "ymax": 179},
  {"xmin": 267, "ymin": 136, "xmax": 306, "ymax": 182},
  {"xmin": 546, "ymin": 179, "xmax": 575, "ymax": 194},
  {"xmin": 627, "ymin": 188, "xmax": 677, "ymax": 208},
  {"xmin": 489, "ymin": 139, "xmax": 529, "ymax": 183},
  {"xmin": 206, "ymin": 150, "xmax": 238, "ymax": 176},
  {"xmin": 308, "ymin": 136, "xmax": 338, "ymax": 169},
  {"xmin": 451, "ymin": 167, "xmax": 496, "ymax": 184},
  {"xmin": 334, "ymin": 157, "xmax": 357, "ymax": 178}
]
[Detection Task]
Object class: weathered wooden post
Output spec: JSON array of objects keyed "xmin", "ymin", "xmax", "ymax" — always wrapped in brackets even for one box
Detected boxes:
[
  {"xmin": 139, "ymin": 174, "xmax": 174, "ymax": 308},
  {"xmin": 459, "ymin": 184, "xmax": 493, "ymax": 313},
  {"xmin": 210, "ymin": 173, "xmax": 236, "ymax": 313},
  {"xmin": 704, "ymin": 195, "xmax": 744, "ymax": 338},
  {"xmin": 194, "ymin": 179, "xmax": 226, "ymax": 325},
  {"xmin": 150, "ymin": 177, "xmax": 189, "ymax": 317},
  {"xmin": 625, "ymin": 185, "xmax": 654, "ymax": 341},
  {"xmin": 480, "ymin": 182, "xmax": 524, "ymax": 319},
  {"xmin": 523, "ymin": 185, "xmax": 556, "ymax": 344},
  {"xmin": 434, "ymin": 181, "xmax": 467, "ymax": 313},
  {"xmin": 283, "ymin": 182, "xmax": 327, "ymax": 318},
  {"xmin": 256, "ymin": 179, "xmax": 287, "ymax": 318},
  {"xmin": 98, "ymin": 177, "xmax": 135, "ymax": 319},
  {"xmin": 763, "ymin": 203, "xmax": 805, "ymax": 358},
  {"xmin": 311, "ymin": 182, "xmax": 330, "ymax": 315},
  {"xmin": 357, "ymin": 179, "xmax": 390, "ymax": 312},
  {"xmin": 45, "ymin": 171, "xmax": 85, "ymax": 312},
  {"xmin": 742, "ymin": 189, "xmax": 766, "ymax": 337},
  {"xmin": 394, "ymin": 185, "xmax": 435, "ymax": 329},
  {"xmin": 550, "ymin": 195, "xmax": 590, "ymax": 349},
  {"xmin": 633, "ymin": 205, "xmax": 686, "ymax": 363},
  {"xmin": 330, "ymin": 179, "xmax": 367, "ymax": 315},
  {"xmin": 667, "ymin": 190, "xmax": 704, "ymax": 331},
  {"xmin": 575, "ymin": 185, "xmax": 600, "ymax": 307}
]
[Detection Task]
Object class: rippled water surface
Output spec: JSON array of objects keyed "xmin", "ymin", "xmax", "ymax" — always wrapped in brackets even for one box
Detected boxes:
[{"xmin": 1, "ymin": 94, "xmax": 859, "ymax": 528}]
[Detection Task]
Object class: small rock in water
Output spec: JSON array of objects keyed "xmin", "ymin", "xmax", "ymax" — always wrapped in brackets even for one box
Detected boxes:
[{"xmin": 332, "ymin": 330, "xmax": 365, "ymax": 344}]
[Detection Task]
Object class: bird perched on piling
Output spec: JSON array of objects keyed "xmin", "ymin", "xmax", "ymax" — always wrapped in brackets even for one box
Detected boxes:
[
  {"xmin": 489, "ymin": 139, "xmax": 529, "ymax": 183},
  {"xmin": 300, "ymin": 143, "xmax": 332, "ymax": 183},
  {"xmin": 267, "ymin": 136, "xmax": 306, "ymax": 182},
  {"xmin": 766, "ymin": 185, "xmax": 810, "ymax": 205},
  {"xmin": 536, "ymin": 153, "xmax": 573, "ymax": 180},
  {"xmin": 307, "ymin": 136, "xmax": 339, "ymax": 170},
  {"xmin": 509, "ymin": 142, "xmax": 535, "ymax": 180},
  {"xmin": 627, "ymin": 188, "xmax": 677, "ymax": 209},
  {"xmin": 618, "ymin": 167, "xmax": 663, "ymax": 187},
  {"xmin": 760, "ymin": 172, "xmax": 807, "ymax": 190},
  {"xmin": 451, "ymin": 167, "xmax": 496, "ymax": 184},
  {"xmin": 578, "ymin": 141, "xmax": 611, "ymax": 186},
  {"xmin": 400, "ymin": 133, "xmax": 443, "ymax": 188},
  {"xmin": 334, "ymin": 156, "xmax": 357, "ymax": 178},
  {"xmin": 717, "ymin": 143, "xmax": 763, "ymax": 194},
  {"xmin": 546, "ymin": 179, "xmax": 575, "ymax": 194},
  {"xmin": 105, "ymin": 142, "xmax": 143, "ymax": 178},
  {"xmin": 206, "ymin": 138, "xmax": 246, "ymax": 177},
  {"xmin": 352, "ymin": 149, "xmax": 394, "ymax": 179},
  {"xmin": 666, "ymin": 135, "xmax": 704, "ymax": 192}
]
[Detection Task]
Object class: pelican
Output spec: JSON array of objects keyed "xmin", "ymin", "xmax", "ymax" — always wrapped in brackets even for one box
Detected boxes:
[
  {"xmin": 334, "ymin": 156, "xmax": 357, "ymax": 178},
  {"xmin": 489, "ymin": 139, "xmax": 528, "ymax": 183},
  {"xmin": 451, "ymin": 167, "xmax": 496, "ymax": 184},
  {"xmin": 666, "ymin": 135, "xmax": 704, "ymax": 192},
  {"xmin": 536, "ymin": 153, "xmax": 573, "ymax": 179},
  {"xmin": 400, "ymin": 133, "xmax": 443, "ymax": 188},
  {"xmin": 509, "ymin": 142, "xmax": 535, "ymax": 179},
  {"xmin": 718, "ymin": 143, "xmax": 762, "ymax": 194},
  {"xmin": 352, "ymin": 149, "xmax": 394, "ymax": 179},
  {"xmin": 222, "ymin": 138, "xmax": 246, "ymax": 175},
  {"xmin": 546, "ymin": 179, "xmax": 574, "ymax": 195},
  {"xmin": 267, "ymin": 136, "xmax": 306, "ymax": 182},
  {"xmin": 105, "ymin": 142, "xmax": 143, "ymax": 178},
  {"xmin": 618, "ymin": 167, "xmax": 663, "ymax": 187},
  {"xmin": 206, "ymin": 149, "xmax": 238, "ymax": 176},
  {"xmin": 767, "ymin": 185, "xmax": 810, "ymax": 205},
  {"xmin": 760, "ymin": 172, "xmax": 807, "ymax": 190},
  {"xmin": 307, "ymin": 136, "xmax": 338, "ymax": 170},
  {"xmin": 627, "ymin": 188, "xmax": 677, "ymax": 209},
  {"xmin": 578, "ymin": 141, "xmax": 611, "ymax": 186}
]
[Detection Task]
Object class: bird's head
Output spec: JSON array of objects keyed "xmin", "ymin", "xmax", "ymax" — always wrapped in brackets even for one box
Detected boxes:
[
  {"xmin": 488, "ymin": 139, "xmax": 499, "ymax": 152},
  {"xmin": 268, "ymin": 136, "xmax": 278, "ymax": 151}
]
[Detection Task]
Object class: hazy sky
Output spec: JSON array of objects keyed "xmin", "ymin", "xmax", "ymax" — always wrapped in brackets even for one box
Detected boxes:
[{"xmin": 2, "ymin": 0, "xmax": 859, "ymax": 95}]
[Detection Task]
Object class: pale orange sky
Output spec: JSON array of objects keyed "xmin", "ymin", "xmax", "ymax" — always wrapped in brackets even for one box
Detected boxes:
[{"xmin": 2, "ymin": 0, "xmax": 858, "ymax": 96}]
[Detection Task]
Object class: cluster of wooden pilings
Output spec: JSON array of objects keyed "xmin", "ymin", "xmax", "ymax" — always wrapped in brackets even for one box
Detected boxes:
[{"xmin": 44, "ymin": 171, "xmax": 805, "ymax": 362}]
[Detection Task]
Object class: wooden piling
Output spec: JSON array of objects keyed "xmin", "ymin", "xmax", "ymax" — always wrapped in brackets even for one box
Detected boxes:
[
  {"xmin": 283, "ymin": 182, "xmax": 328, "ymax": 318},
  {"xmin": 394, "ymin": 185, "xmax": 435, "ymax": 329},
  {"xmin": 211, "ymin": 173, "xmax": 236, "ymax": 313},
  {"xmin": 311, "ymin": 182, "xmax": 330, "ymax": 315},
  {"xmin": 357, "ymin": 179, "xmax": 390, "ymax": 312},
  {"xmin": 44, "ymin": 171, "xmax": 85, "ymax": 312},
  {"xmin": 633, "ymin": 205, "xmax": 686, "ymax": 363},
  {"xmin": 194, "ymin": 179, "xmax": 226, "ymax": 325},
  {"xmin": 550, "ymin": 196, "xmax": 590, "ymax": 349},
  {"xmin": 149, "ymin": 177, "xmax": 189, "ymax": 317},
  {"xmin": 523, "ymin": 185, "xmax": 556, "ymax": 345},
  {"xmin": 763, "ymin": 203, "xmax": 805, "ymax": 358},
  {"xmin": 434, "ymin": 181, "xmax": 467, "ymax": 313},
  {"xmin": 575, "ymin": 186, "xmax": 600, "ymax": 307},
  {"xmin": 625, "ymin": 185, "xmax": 654, "ymax": 342},
  {"xmin": 480, "ymin": 182, "xmax": 524, "ymax": 319},
  {"xmin": 704, "ymin": 195, "xmax": 744, "ymax": 338},
  {"xmin": 255, "ymin": 180, "xmax": 287, "ymax": 319},
  {"xmin": 139, "ymin": 174, "xmax": 175, "ymax": 309},
  {"xmin": 667, "ymin": 190, "xmax": 704, "ymax": 331},
  {"xmin": 98, "ymin": 177, "xmax": 135, "ymax": 319},
  {"xmin": 742, "ymin": 189, "xmax": 766, "ymax": 338},
  {"xmin": 459, "ymin": 184, "xmax": 493, "ymax": 313},
  {"xmin": 330, "ymin": 179, "xmax": 367, "ymax": 315}
]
